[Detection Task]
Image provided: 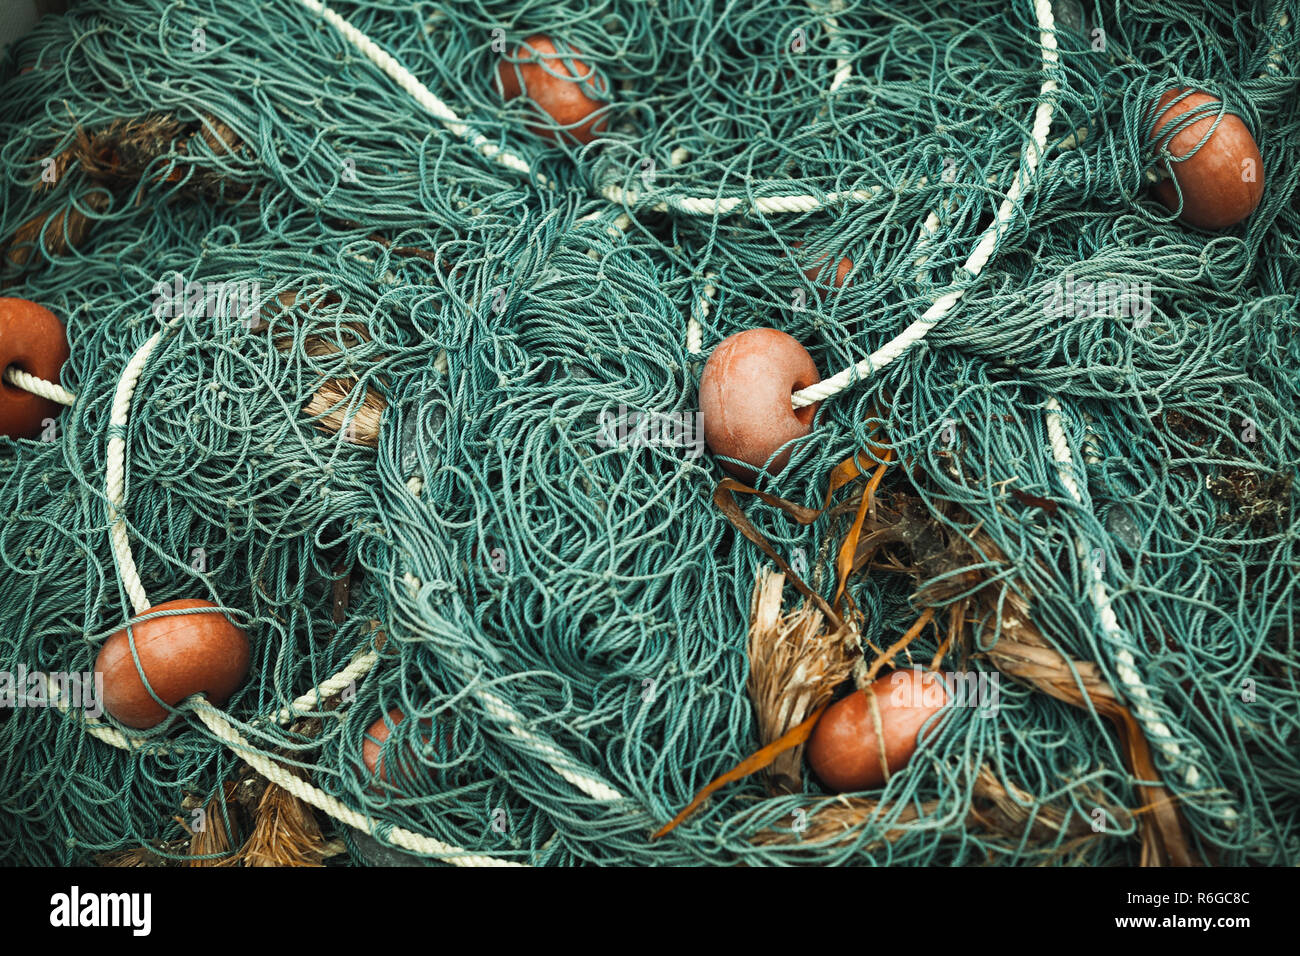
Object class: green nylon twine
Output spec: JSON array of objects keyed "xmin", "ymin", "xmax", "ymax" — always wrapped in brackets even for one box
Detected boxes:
[{"xmin": 0, "ymin": 0, "xmax": 1297, "ymax": 865}]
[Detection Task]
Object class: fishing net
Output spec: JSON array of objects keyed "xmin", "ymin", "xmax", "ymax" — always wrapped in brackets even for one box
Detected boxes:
[{"xmin": 0, "ymin": 0, "xmax": 1296, "ymax": 866}]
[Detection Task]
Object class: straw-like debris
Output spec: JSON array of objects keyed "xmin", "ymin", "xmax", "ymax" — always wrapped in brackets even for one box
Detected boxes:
[
  {"xmin": 235, "ymin": 771, "xmax": 329, "ymax": 867},
  {"xmin": 746, "ymin": 568, "xmax": 860, "ymax": 794},
  {"xmin": 850, "ymin": 486, "xmax": 1194, "ymax": 866},
  {"xmin": 3, "ymin": 114, "xmax": 250, "ymax": 275},
  {"xmin": 753, "ymin": 765, "xmax": 1111, "ymax": 862},
  {"xmin": 95, "ymin": 840, "xmax": 189, "ymax": 867},
  {"xmin": 184, "ymin": 787, "xmax": 240, "ymax": 867},
  {"xmin": 264, "ymin": 289, "xmax": 387, "ymax": 447}
]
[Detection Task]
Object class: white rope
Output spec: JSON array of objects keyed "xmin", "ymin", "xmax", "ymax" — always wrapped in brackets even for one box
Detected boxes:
[
  {"xmin": 401, "ymin": 492, "xmax": 625, "ymax": 802},
  {"xmin": 189, "ymin": 698, "xmax": 525, "ymax": 866},
  {"xmin": 688, "ymin": 273, "xmax": 716, "ymax": 355},
  {"xmin": 1081, "ymin": 412, "xmax": 1101, "ymax": 465},
  {"xmin": 789, "ymin": 0, "xmax": 1061, "ymax": 409},
  {"xmin": 65, "ymin": 324, "xmax": 380, "ymax": 742},
  {"xmin": 1044, "ymin": 399, "xmax": 1186, "ymax": 767},
  {"xmin": 1044, "ymin": 396, "xmax": 1238, "ymax": 832},
  {"xmin": 106, "ymin": 329, "xmax": 167, "ymax": 616},
  {"xmin": 298, "ymin": 0, "xmax": 883, "ymax": 218},
  {"xmin": 668, "ymin": 0, "xmax": 850, "ymax": 355},
  {"xmin": 600, "ymin": 183, "xmax": 886, "ymax": 217},
  {"xmin": 5, "ymin": 2, "xmax": 1069, "ymax": 420},
  {"xmin": 911, "ymin": 172, "xmax": 999, "ymax": 283},
  {"xmin": 267, "ymin": 649, "xmax": 379, "ymax": 726},
  {"xmin": 1261, "ymin": 11, "xmax": 1291, "ymax": 76},
  {"xmin": 816, "ymin": 0, "xmax": 854, "ymax": 95},
  {"xmin": 296, "ymin": 0, "xmax": 871, "ymax": 362},
  {"xmin": 292, "ymin": 0, "xmax": 540, "ymax": 186},
  {"xmin": 3, "ymin": 366, "xmax": 76, "ymax": 406},
  {"xmin": 47, "ymin": 673, "xmax": 177, "ymax": 754},
  {"xmin": 476, "ymin": 686, "xmax": 624, "ymax": 802}
]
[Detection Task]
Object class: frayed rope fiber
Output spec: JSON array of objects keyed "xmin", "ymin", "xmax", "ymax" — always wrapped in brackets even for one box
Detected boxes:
[{"xmin": 0, "ymin": 0, "xmax": 1298, "ymax": 866}]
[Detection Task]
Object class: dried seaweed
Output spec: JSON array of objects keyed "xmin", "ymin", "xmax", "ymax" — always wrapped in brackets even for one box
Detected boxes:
[
  {"xmin": 2, "ymin": 114, "xmax": 250, "ymax": 276},
  {"xmin": 1207, "ymin": 467, "xmax": 1292, "ymax": 533},
  {"xmin": 708, "ymin": 453, "xmax": 1195, "ymax": 864},
  {"xmin": 745, "ymin": 568, "xmax": 860, "ymax": 794},
  {"xmin": 753, "ymin": 766, "xmax": 1110, "ymax": 863}
]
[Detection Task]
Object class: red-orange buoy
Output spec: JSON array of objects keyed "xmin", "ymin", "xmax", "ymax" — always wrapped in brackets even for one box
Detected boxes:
[
  {"xmin": 806, "ymin": 669, "xmax": 948, "ymax": 792},
  {"xmin": 793, "ymin": 242, "xmax": 853, "ymax": 290},
  {"xmin": 496, "ymin": 35, "xmax": 609, "ymax": 145},
  {"xmin": 0, "ymin": 298, "xmax": 70, "ymax": 439},
  {"xmin": 362, "ymin": 708, "xmax": 435, "ymax": 785},
  {"xmin": 699, "ymin": 328, "xmax": 820, "ymax": 483},
  {"xmin": 95, "ymin": 599, "xmax": 250, "ymax": 729},
  {"xmin": 807, "ymin": 256, "xmax": 853, "ymax": 289},
  {"xmin": 1149, "ymin": 88, "xmax": 1263, "ymax": 230}
]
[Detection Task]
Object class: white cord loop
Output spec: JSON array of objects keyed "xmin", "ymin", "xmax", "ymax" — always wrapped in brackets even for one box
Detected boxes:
[
  {"xmin": 3, "ymin": 366, "xmax": 76, "ymax": 406},
  {"xmin": 789, "ymin": 0, "xmax": 1062, "ymax": 409}
]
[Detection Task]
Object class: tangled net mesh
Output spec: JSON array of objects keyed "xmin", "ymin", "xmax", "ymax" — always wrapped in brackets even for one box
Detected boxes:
[{"xmin": 0, "ymin": 0, "xmax": 1297, "ymax": 866}]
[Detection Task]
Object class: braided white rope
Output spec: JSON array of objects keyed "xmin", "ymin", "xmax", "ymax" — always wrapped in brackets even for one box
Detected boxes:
[
  {"xmin": 688, "ymin": 272, "xmax": 716, "ymax": 355},
  {"xmin": 267, "ymin": 648, "xmax": 379, "ymax": 726},
  {"xmin": 189, "ymin": 698, "xmax": 526, "ymax": 866},
  {"xmin": 789, "ymin": 0, "xmax": 1061, "ymax": 409},
  {"xmin": 299, "ymin": 0, "xmax": 879, "ymax": 218},
  {"xmin": 818, "ymin": 0, "xmax": 854, "ymax": 95},
  {"xmin": 15, "ymin": 319, "xmax": 383, "ymax": 731},
  {"xmin": 1081, "ymin": 413, "xmax": 1101, "ymax": 464},
  {"xmin": 476, "ymin": 687, "xmax": 624, "ymax": 802},
  {"xmin": 1261, "ymin": 10, "xmax": 1292, "ymax": 75},
  {"xmin": 292, "ymin": 0, "xmax": 539, "ymax": 186},
  {"xmin": 1044, "ymin": 400, "xmax": 1181, "ymax": 759},
  {"xmin": 600, "ymin": 184, "xmax": 886, "ymax": 217},
  {"xmin": 666, "ymin": 0, "xmax": 851, "ymax": 355},
  {"xmin": 393, "ymin": 598, "xmax": 623, "ymax": 800},
  {"xmin": 47, "ymin": 673, "xmax": 176, "ymax": 753},
  {"xmin": 402, "ymin": 471, "xmax": 625, "ymax": 803},
  {"xmin": 911, "ymin": 172, "xmax": 1002, "ymax": 283},
  {"xmin": 53, "ymin": 650, "xmax": 383, "ymax": 752},
  {"xmin": 89, "ymin": 327, "xmax": 518, "ymax": 865},
  {"xmin": 1044, "ymin": 397, "xmax": 1228, "ymax": 815},
  {"xmin": 107, "ymin": 329, "xmax": 168, "ymax": 615},
  {"xmin": 3, "ymin": 366, "xmax": 76, "ymax": 406},
  {"xmin": 28, "ymin": 322, "xmax": 382, "ymax": 749}
]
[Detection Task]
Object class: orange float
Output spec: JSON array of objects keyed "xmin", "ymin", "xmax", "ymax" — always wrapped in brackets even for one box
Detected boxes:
[
  {"xmin": 793, "ymin": 242, "xmax": 853, "ymax": 290},
  {"xmin": 362, "ymin": 708, "xmax": 435, "ymax": 785},
  {"xmin": 807, "ymin": 670, "xmax": 949, "ymax": 791},
  {"xmin": 95, "ymin": 599, "xmax": 250, "ymax": 729},
  {"xmin": 699, "ymin": 328, "xmax": 821, "ymax": 483},
  {"xmin": 0, "ymin": 298, "xmax": 70, "ymax": 439},
  {"xmin": 1149, "ymin": 88, "xmax": 1264, "ymax": 230},
  {"xmin": 496, "ymin": 35, "xmax": 609, "ymax": 145}
]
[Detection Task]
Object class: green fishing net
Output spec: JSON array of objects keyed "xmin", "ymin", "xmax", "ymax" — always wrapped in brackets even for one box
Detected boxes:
[{"xmin": 0, "ymin": 0, "xmax": 1297, "ymax": 866}]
